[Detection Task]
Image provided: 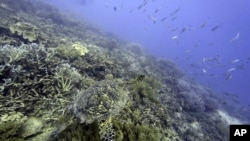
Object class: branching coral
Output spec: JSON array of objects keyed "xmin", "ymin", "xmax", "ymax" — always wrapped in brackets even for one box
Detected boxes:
[
  {"xmin": 0, "ymin": 43, "xmax": 83, "ymax": 121},
  {"xmin": 54, "ymin": 63, "xmax": 82, "ymax": 93},
  {"xmin": 0, "ymin": 44, "xmax": 28, "ymax": 64}
]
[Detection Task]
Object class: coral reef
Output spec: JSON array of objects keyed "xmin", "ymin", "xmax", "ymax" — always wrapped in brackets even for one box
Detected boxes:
[
  {"xmin": 112, "ymin": 118, "xmax": 163, "ymax": 141},
  {"xmin": 68, "ymin": 79, "xmax": 129, "ymax": 124},
  {"xmin": 0, "ymin": 112, "xmax": 27, "ymax": 141},
  {"xmin": 9, "ymin": 22, "xmax": 38, "ymax": 42},
  {"xmin": 55, "ymin": 42, "xmax": 89, "ymax": 58},
  {"xmin": 99, "ymin": 117, "xmax": 115, "ymax": 141},
  {"xmin": 0, "ymin": 0, "xmax": 233, "ymax": 141}
]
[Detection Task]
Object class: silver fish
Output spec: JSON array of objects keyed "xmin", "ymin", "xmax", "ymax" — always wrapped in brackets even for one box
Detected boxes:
[
  {"xmin": 202, "ymin": 57, "xmax": 219, "ymax": 63},
  {"xmin": 149, "ymin": 16, "xmax": 157, "ymax": 23},
  {"xmin": 229, "ymin": 32, "xmax": 240, "ymax": 43},
  {"xmin": 231, "ymin": 59, "xmax": 240, "ymax": 63},
  {"xmin": 171, "ymin": 35, "xmax": 178, "ymax": 39},
  {"xmin": 226, "ymin": 73, "xmax": 232, "ymax": 80},
  {"xmin": 202, "ymin": 68, "xmax": 207, "ymax": 73},
  {"xmin": 227, "ymin": 67, "xmax": 236, "ymax": 72}
]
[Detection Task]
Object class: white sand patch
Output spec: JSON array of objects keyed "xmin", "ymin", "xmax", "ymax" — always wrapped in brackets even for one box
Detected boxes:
[{"xmin": 217, "ymin": 110, "xmax": 242, "ymax": 125}]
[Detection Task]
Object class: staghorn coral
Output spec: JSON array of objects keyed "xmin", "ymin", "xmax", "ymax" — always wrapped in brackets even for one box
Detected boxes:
[
  {"xmin": 54, "ymin": 63, "xmax": 82, "ymax": 93},
  {"xmin": 0, "ymin": 44, "xmax": 28, "ymax": 64},
  {"xmin": 0, "ymin": 43, "xmax": 87, "ymax": 123},
  {"xmin": 0, "ymin": 42, "xmax": 96, "ymax": 140}
]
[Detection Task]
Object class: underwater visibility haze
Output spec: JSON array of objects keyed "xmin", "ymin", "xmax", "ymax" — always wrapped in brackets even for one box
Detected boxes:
[
  {"xmin": 0, "ymin": 0, "xmax": 250, "ymax": 141},
  {"xmin": 46, "ymin": 0, "xmax": 250, "ymax": 105}
]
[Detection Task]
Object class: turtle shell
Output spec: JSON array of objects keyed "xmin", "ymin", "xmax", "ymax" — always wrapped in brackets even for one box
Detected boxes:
[{"xmin": 71, "ymin": 79, "xmax": 129, "ymax": 124}]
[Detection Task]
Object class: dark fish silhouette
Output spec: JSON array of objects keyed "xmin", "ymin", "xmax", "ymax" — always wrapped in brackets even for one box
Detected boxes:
[
  {"xmin": 113, "ymin": 6, "xmax": 117, "ymax": 11},
  {"xmin": 154, "ymin": 8, "xmax": 159, "ymax": 13},
  {"xmin": 179, "ymin": 28, "xmax": 186, "ymax": 34},
  {"xmin": 170, "ymin": 7, "xmax": 180, "ymax": 16},
  {"xmin": 211, "ymin": 24, "xmax": 222, "ymax": 31},
  {"xmin": 137, "ymin": 4, "xmax": 143, "ymax": 9},
  {"xmin": 161, "ymin": 17, "xmax": 167, "ymax": 22},
  {"xmin": 200, "ymin": 21, "xmax": 206, "ymax": 28}
]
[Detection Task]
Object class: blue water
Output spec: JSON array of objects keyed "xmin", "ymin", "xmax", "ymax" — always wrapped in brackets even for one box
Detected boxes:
[{"xmin": 44, "ymin": 0, "xmax": 250, "ymax": 106}]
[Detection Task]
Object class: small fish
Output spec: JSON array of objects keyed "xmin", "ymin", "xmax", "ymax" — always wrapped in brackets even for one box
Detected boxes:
[
  {"xmin": 154, "ymin": 8, "xmax": 160, "ymax": 13},
  {"xmin": 170, "ymin": 7, "xmax": 180, "ymax": 16},
  {"xmin": 137, "ymin": 4, "xmax": 143, "ymax": 9},
  {"xmin": 226, "ymin": 73, "xmax": 232, "ymax": 80},
  {"xmin": 210, "ymin": 73, "xmax": 217, "ymax": 78},
  {"xmin": 231, "ymin": 59, "xmax": 240, "ymax": 64},
  {"xmin": 211, "ymin": 24, "xmax": 222, "ymax": 31},
  {"xmin": 200, "ymin": 21, "xmax": 206, "ymax": 28},
  {"xmin": 202, "ymin": 68, "xmax": 207, "ymax": 73},
  {"xmin": 161, "ymin": 17, "xmax": 167, "ymax": 22},
  {"xmin": 179, "ymin": 28, "xmax": 186, "ymax": 34},
  {"xmin": 149, "ymin": 16, "xmax": 157, "ymax": 23},
  {"xmin": 227, "ymin": 67, "xmax": 236, "ymax": 72},
  {"xmin": 171, "ymin": 35, "xmax": 178, "ymax": 39},
  {"xmin": 228, "ymin": 32, "xmax": 240, "ymax": 43},
  {"xmin": 113, "ymin": 6, "xmax": 117, "ymax": 11},
  {"xmin": 202, "ymin": 57, "xmax": 218, "ymax": 63}
]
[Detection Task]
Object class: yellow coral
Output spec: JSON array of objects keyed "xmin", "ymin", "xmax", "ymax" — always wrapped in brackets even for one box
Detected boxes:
[
  {"xmin": 9, "ymin": 22, "xmax": 38, "ymax": 42},
  {"xmin": 56, "ymin": 42, "xmax": 89, "ymax": 58},
  {"xmin": 72, "ymin": 42, "xmax": 89, "ymax": 56}
]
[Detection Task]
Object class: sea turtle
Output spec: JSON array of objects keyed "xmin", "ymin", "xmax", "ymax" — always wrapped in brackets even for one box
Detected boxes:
[
  {"xmin": 51, "ymin": 76, "xmax": 145, "ymax": 140},
  {"xmin": 68, "ymin": 79, "xmax": 129, "ymax": 124}
]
